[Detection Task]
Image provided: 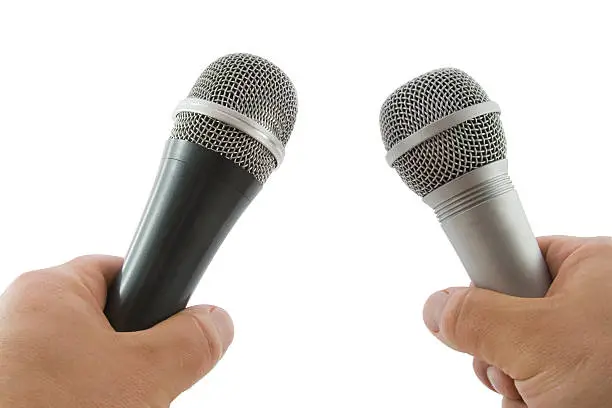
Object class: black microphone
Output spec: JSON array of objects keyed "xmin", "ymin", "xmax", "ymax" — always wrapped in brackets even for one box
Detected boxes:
[{"xmin": 104, "ymin": 53, "xmax": 298, "ymax": 332}]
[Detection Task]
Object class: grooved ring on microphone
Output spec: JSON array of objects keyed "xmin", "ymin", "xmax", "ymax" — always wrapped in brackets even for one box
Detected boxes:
[
  {"xmin": 173, "ymin": 98, "xmax": 285, "ymax": 167},
  {"xmin": 385, "ymin": 101, "xmax": 501, "ymax": 166}
]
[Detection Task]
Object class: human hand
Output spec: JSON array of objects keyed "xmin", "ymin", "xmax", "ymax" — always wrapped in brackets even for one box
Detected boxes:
[
  {"xmin": 423, "ymin": 236, "xmax": 612, "ymax": 407},
  {"xmin": 0, "ymin": 255, "xmax": 234, "ymax": 407}
]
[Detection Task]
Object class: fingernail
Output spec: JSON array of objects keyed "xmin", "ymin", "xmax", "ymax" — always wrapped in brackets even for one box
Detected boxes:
[
  {"xmin": 487, "ymin": 366, "xmax": 501, "ymax": 394},
  {"xmin": 207, "ymin": 306, "xmax": 234, "ymax": 358}
]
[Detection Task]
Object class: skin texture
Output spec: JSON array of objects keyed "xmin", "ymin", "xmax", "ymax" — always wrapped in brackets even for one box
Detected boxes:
[
  {"xmin": 0, "ymin": 255, "xmax": 234, "ymax": 408},
  {"xmin": 423, "ymin": 236, "xmax": 612, "ymax": 407}
]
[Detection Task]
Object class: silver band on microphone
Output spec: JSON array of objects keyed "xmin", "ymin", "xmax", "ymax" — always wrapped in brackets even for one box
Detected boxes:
[
  {"xmin": 174, "ymin": 98, "xmax": 285, "ymax": 167},
  {"xmin": 385, "ymin": 101, "xmax": 501, "ymax": 166}
]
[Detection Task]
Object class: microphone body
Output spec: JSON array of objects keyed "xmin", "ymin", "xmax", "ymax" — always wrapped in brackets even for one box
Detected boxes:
[
  {"xmin": 423, "ymin": 160, "xmax": 549, "ymax": 297},
  {"xmin": 105, "ymin": 140, "xmax": 261, "ymax": 331}
]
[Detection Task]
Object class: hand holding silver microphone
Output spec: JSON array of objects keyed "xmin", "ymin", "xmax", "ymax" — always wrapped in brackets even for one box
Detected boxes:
[{"xmin": 380, "ymin": 69, "xmax": 612, "ymax": 407}]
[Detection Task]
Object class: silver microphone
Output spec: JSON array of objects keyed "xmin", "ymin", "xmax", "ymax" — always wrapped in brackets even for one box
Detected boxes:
[{"xmin": 380, "ymin": 68, "xmax": 551, "ymax": 297}]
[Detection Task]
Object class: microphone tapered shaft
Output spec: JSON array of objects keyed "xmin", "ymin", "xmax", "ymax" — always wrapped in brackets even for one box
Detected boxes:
[
  {"xmin": 424, "ymin": 160, "xmax": 550, "ymax": 297},
  {"xmin": 104, "ymin": 140, "xmax": 261, "ymax": 331}
]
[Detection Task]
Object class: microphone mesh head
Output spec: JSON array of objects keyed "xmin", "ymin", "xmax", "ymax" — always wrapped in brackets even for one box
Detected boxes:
[
  {"xmin": 380, "ymin": 68, "xmax": 507, "ymax": 197},
  {"xmin": 171, "ymin": 53, "xmax": 298, "ymax": 183}
]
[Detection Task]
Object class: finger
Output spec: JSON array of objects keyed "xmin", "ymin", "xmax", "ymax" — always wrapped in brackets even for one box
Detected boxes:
[
  {"xmin": 487, "ymin": 366, "xmax": 521, "ymax": 400},
  {"xmin": 502, "ymin": 397, "xmax": 527, "ymax": 408},
  {"xmin": 61, "ymin": 255, "xmax": 123, "ymax": 308},
  {"xmin": 473, "ymin": 358, "xmax": 495, "ymax": 393},
  {"xmin": 423, "ymin": 287, "xmax": 550, "ymax": 376},
  {"xmin": 130, "ymin": 305, "xmax": 234, "ymax": 400},
  {"xmin": 537, "ymin": 236, "xmax": 600, "ymax": 278},
  {"xmin": 473, "ymin": 358, "xmax": 521, "ymax": 400}
]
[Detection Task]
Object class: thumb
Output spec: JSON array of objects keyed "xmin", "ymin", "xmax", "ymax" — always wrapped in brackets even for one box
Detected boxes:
[
  {"xmin": 134, "ymin": 305, "xmax": 234, "ymax": 399},
  {"xmin": 423, "ymin": 287, "xmax": 551, "ymax": 377}
]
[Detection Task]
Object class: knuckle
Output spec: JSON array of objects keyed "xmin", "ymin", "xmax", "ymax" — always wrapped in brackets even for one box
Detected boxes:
[
  {"xmin": 12, "ymin": 270, "xmax": 46, "ymax": 287},
  {"xmin": 581, "ymin": 237, "xmax": 612, "ymax": 254},
  {"xmin": 438, "ymin": 289, "xmax": 475, "ymax": 349},
  {"xmin": 64, "ymin": 255, "xmax": 103, "ymax": 272},
  {"xmin": 11, "ymin": 270, "xmax": 60, "ymax": 294},
  {"xmin": 567, "ymin": 239, "xmax": 612, "ymax": 270},
  {"xmin": 6, "ymin": 270, "xmax": 67, "ymax": 314},
  {"xmin": 175, "ymin": 313, "xmax": 222, "ymax": 375},
  {"xmin": 128, "ymin": 335, "xmax": 160, "ymax": 365},
  {"xmin": 67, "ymin": 254, "xmax": 122, "ymax": 268},
  {"xmin": 68, "ymin": 254, "xmax": 96, "ymax": 264}
]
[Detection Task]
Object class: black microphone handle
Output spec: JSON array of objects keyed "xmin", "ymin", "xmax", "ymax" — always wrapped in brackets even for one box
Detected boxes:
[{"xmin": 104, "ymin": 139, "xmax": 262, "ymax": 332}]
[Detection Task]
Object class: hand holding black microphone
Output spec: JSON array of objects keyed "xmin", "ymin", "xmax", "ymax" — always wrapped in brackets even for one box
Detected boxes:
[
  {"xmin": 0, "ymin": 53, "xmax": 299, "ymax": 407},
  {"xmin": 379, "ymin": 69, "xmax": 612, "ymax": 407}
]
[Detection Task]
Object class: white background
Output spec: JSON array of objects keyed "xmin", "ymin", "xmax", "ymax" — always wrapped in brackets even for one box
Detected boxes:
[{"xmin": 0, "ymin": 1, "xmax": 611, "ymax": 407}]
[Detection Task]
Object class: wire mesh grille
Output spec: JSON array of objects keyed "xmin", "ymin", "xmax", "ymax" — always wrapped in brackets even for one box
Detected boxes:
[
  {"xmin": 171, "ymin": 53, "xmax": 298, "ymax": 183},
  {"xmin": 380, "ymin": 68, "xmax": 507, "ymax": 196}
]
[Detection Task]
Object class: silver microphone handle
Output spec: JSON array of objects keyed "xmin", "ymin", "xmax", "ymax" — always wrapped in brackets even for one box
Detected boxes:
[{"xmin": 424, "ymin": 160, "xmax": 551, "ymax": 298}]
